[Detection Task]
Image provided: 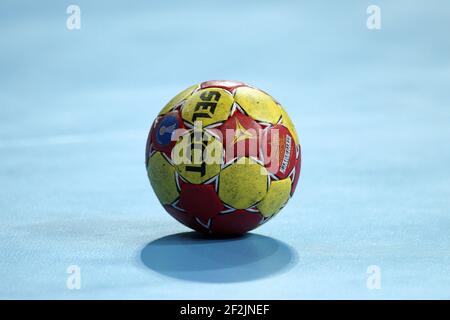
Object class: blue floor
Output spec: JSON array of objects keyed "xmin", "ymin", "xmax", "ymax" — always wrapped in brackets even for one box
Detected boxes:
[{"xmin": 1, "ymin": 0, "xmax": 449, "ymax": 299}]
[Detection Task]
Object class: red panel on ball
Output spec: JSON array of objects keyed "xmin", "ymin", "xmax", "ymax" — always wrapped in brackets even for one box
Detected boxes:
[
  {"xmin": 211, "ymin": 210, "xmax": 263, "ymax": 235},
  {"xmin": 216, "ymin": 111, "xmax": 263, "ymax": 163},
  {"xmin": 200, "ymin": 80, "xmax": 247, "ymax": 93},
  {"xmin": 178, "ymin": 183, "xmax": 224, "ymax": 222},
  {"xmin": 262, "ymin": 124, "xmax": 296, "ymax": 179},
  {"xmin": 163, "ymin": 205, "xmax": 205, "ymax": 233}
]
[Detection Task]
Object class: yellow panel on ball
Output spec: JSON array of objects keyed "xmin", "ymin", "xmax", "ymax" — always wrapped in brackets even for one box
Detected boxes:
[
  {"xmin": 280, "ymin": 106, "xmax": 300, "ymax": 145},
  {"xmin": 172, "ymin": 130, "xmax": 222, "ymax": 184},
  {"xmin": 147, "ymin": 152, "xmax": 179, "ymax": 204},
  {"xmin": 218, "ymin": 157, "xmax": 269, "ymax": 209},
  {"xmin": 181, "ymin": 88, "xmax": 234, "ymax": 127},
  {"xmin": 159, "ymin": 84, "xmax": 198, "ymax": 116},
  {"xmin": 234, "ymin": 87, "xmax": 282, "ymax": 124},
  {"xmin": 257, "ymin": 178, "xmax": 292, "ymax": 217}
]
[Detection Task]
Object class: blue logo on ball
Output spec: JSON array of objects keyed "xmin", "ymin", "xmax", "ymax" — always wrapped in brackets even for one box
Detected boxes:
[{"xmin": 156, "ymin": 115, "xmax": 178, "ymax": 146}]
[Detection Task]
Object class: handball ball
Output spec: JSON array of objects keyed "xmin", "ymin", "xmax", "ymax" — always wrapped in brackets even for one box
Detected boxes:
[{"xmin": 145, "ymin": 80, "xmax": 301, "ymax": 236}]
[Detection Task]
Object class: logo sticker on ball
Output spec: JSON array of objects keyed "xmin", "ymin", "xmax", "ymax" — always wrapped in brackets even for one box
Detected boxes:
[
  {"xmin": 156, "ymin": 115, "xmax": 179, "ymax": 146},
  {"xmin": 280, "ymin": 135, "xmax": 292, "ymax": 174}
]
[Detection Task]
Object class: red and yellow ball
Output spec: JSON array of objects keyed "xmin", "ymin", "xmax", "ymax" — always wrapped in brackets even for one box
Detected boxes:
[{"xmin": 145, "ymin": 80, "xmax": 301, "ymax": 236}]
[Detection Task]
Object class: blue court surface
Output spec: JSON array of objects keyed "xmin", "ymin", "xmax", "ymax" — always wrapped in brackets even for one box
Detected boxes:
[{"xmin": 1, "ymin": 1, "xmax": 449, "ymax": 299}]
